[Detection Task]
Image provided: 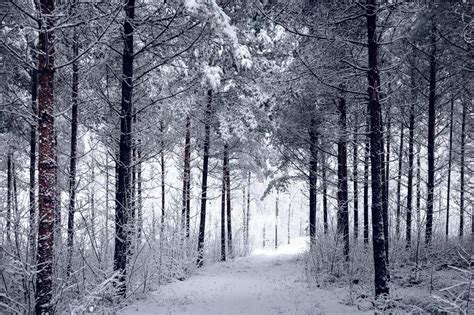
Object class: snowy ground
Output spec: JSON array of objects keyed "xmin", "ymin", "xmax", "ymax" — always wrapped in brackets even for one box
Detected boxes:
[{"xmin": 121, "ymin": 237, "xmax": 370, "ymax": 314}]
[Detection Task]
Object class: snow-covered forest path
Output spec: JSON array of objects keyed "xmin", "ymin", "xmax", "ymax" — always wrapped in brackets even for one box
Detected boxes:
[{"xmin": 121, "ymin": 238, "xmax": 367, "ymax": 314}]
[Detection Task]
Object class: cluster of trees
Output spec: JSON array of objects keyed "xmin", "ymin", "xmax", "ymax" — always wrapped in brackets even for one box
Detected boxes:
[{"xmin": 0, "ymin": 0, "xmax": 472, "ymax": 313}]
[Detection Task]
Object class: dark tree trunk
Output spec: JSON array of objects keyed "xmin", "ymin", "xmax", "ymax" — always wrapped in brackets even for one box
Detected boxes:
[
  {"xmin": 445, "ymin": 98, "xmax": 454, "ymax": 242},
  {"xmin": 29, "ymin": 61, "xmax": 38, "ymax": 263},
  {"xmin": 396, "ymin": 122, "xmax": 404, "ymax": 240},
  {"xmin": 66, "ymin": 25, "xmax": 79, "ymax": 278},
  {"xmin": 366, "ymin": 0, "xmax": 389, "ymax": 297},
  {"xmin": 337, "ymin": 97, "xmax": 349, "ymax": 261},
  {"xmin": 322, "ymin": 152, "xmax": 328, "ymax": 235},
  {"xmin": 459, "ymin": 101, "xmax": 466, "ymax": 240},
  {"xmin": 7, "ymin": 152, "xmax": 12, "ymax": 244},
  {"xmin": 425, "ymin": 11, "xmax": 437, "ymax": 246},
  {"xmin": 416, "ymin": 143, "xmax": 421, "ymax": 234},
  {"xmin": 381, "ymin": 113, "xmax": 389, "ymax": 265},
  {"xmin": 196, "ymin": 90, "xmax": 212, "ymax": 267},
  {"xmin": 353, "ymin": 114, "xmax": 359, "ymax": 241},
  {"xmin": 160, "ymin": 126, "xmax": 166, "ymax": 229},
  {"xmin": 309, "ymin": 121, "xmax": 318, "ymax": 247},
  {"xmin": 220, "ymin": 152, "xmax": 226, "ymax": 261},
  {"xmin": 406, "ymin": 80, "xmax": 416, "ymax": 248},
  {"xmin": 35, "ymin": 0, "xmax": 56, "ymax": 311},
  {"xmin": 363, "ymin": 113, "xmax": 370, "ymax": 245},
  {"xmin": 242, "ymin": 188, "xmax": 246, "ymax": 252},
  {"xmin": 224, "ymin": 144, "xmax": 233, "ymax": 257},
  {"xmin": 113, "ymin": 0, "xmax": 135, "ymax": 297},
  {"xmin": 182, "ymin": 115, "xmax": 191, "ymax": 237},
  {"xmin": 246, "ymin": 171, "xmax": 250, "ymax": 253},
  {"xmin": 137, "ymin": 141, "xmax": 143, "ymax": 243}
]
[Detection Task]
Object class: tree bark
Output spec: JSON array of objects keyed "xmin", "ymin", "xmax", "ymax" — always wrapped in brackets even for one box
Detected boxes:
[
  {"xmin": 275, "ymin": 195, "xmax": 279, "ymax": 249},
  {"xmin": 337, "ymin": 97, "xmax": 349, "ymax": 261},
  {"xmin": 445, "ymin": 97, "xmax": 454, "ymax": 242},
  {"xmin": 7, "ymin": 152, "xmax": 12, "ymax": 244},
  {"xmin": 220, "ymin": 152, "xmax": 226, "ymax": 261},
  {"xmin": 182, "ymin": 115, "xmax": 191, "ymax": 237},
  {"xmin": 395, "ymin": 122, "xmax": 404, "ymax": 240},
  {"xmin": 309, "ymin": 120, "xmax": 318, "ymax": 247},
  {"xmin": 224, "ymin": 144, "xmax": 233, "ymax": 257},
  {"xmin": 29, "ymin": 59, "xmax": 38, "ymax": 265},
  {"xmin": 113, "ymin": 0, "xmax": 135, "ymax": 297},
  {"xmin": 459, "ymin": 101, "xmax": 466, "ymax": 240},
  {"xmin": 425, "ymin": 9, "xmax": 437, "ymax": 246},
  {"xmin": 406, "ymin": 77, "xmax": 416, "ymax": 248},
  {"xmin": 363, "ymin": 112, "xmax": 370, "ymax": 245},
  {"xmin": 246, "ymin": 171, "xmax": 251, "ymax": 253},
  {"xmin": 353, "ymin": 114, "xmax": 359, "ymax": 241},
  {"xmin": 196, "ymin": 90, "xmax": 212, "ymax": 267},
  {"xmin": 366, "ymin": 0, "xmax": 389, "ymax": 297},
  {"xmin": 35, "ymin": 0, "xmax": 56, "ymax": 311},
  {"xmin": 66, "ymin": 25, "xmax": 79, "ymax": 278},
  {"xmin": 322, "ymin": 152, "xmax": 329, "ymax": 235}
]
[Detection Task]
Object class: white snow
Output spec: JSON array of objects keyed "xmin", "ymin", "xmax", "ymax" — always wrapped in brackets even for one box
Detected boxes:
[{"xmin": 121, "ymin": 237, "xmax": 371, "ymax": 314}]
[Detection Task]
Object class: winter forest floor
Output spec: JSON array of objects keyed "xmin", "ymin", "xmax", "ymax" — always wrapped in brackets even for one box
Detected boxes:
[{"xmin": 120, "ymin": 238, "xmax": 371, "ymax": 315}]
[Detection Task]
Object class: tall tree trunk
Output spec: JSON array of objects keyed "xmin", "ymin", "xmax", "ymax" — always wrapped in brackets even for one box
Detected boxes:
[
  {"xmin": 353, "ymin": 114, "xmax": 359, "ymax": 241},
  {"xmin": 196, "ymin": 90, "xmax": 212, "ymax": 267},
  {"xmin": 309, "ymin": 121, "xmax": 317, "ymax": 248},
  {"xmin": 113, "ymin": 0, "xmax": 135, "ymax": 297},
  {"xmin": 224, "ymin": 144, "xmax": 233, "ymax": 257},
  {"xmin": 29, "ymin": 60, "xmax": 38, "ymax": 265},
  {"xmin": 35, "ymin": 0, "xmax": 56, "ymax": 311},
  {"xmin": 6, "ymin": 152, "xmax": 12, "ymax": 244},
  {"xmin": 220, "ymin": 153, "xmax": 226, "ymax": 261},
  {"xmin": 242, "ymin": 187, "xmax": 246, "ymax": 252},
  {"xmin": 137, "ymin": 141, "xmax": 143, "ymax": 243},
  {"xmin": 406, "ymin": 78, "xmax": 416, "ymax": 248},
  {"xmin": 322, "ymin": 152, "xmax": 328, "ymax": 235},
  {"xmin": 66, "ymin": 25, "xmax": 79, "ymax": 278},
  {"xmin": 395, "ymin": 122, "xmax": 404, "ymax": 240},
  {"xmin": 459, "ymin": 101, "xmax": 466, "ymax": 241},
  {"xmin": 246, "ymin": 171, "xmax": 250, "ymax": 252},
  {"xmin": 381, "ymin": 112, "xmax": 389, "ymax": 265},
  {"xmin": 275, "ymin": 195, "xmax": 279, "ymax": 249},
  {"xmin": 425, "ymin": 9, "xmax": 437, "ymax": 246},
  {"xmin": 160, "ymin": 123, "xmax": 166, "ymax": 230},
  {"xmin": 416, "ymin": 143, "xmax": 421, "ymax": 236},
  {"xmin": 287, "ymin": 201, "xmax": 291, "ymax": 244},
  {"xmin": 366, "ymin": 0, "xmax": 389, "ymax": 297},
  {"xmin": 182, "ymin": 115, "xmax": 191, "ymax": 237},
  {"xmin": 337, "ymin": 97, "xmax": 349, "ymax": 261},
  {"xmin": 445, "ymin": 97, "xmax": 454, "ymax": 242},
  {"xmin": 363, "ymin": 112, "xmax": 370, "ymax": 245}
]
